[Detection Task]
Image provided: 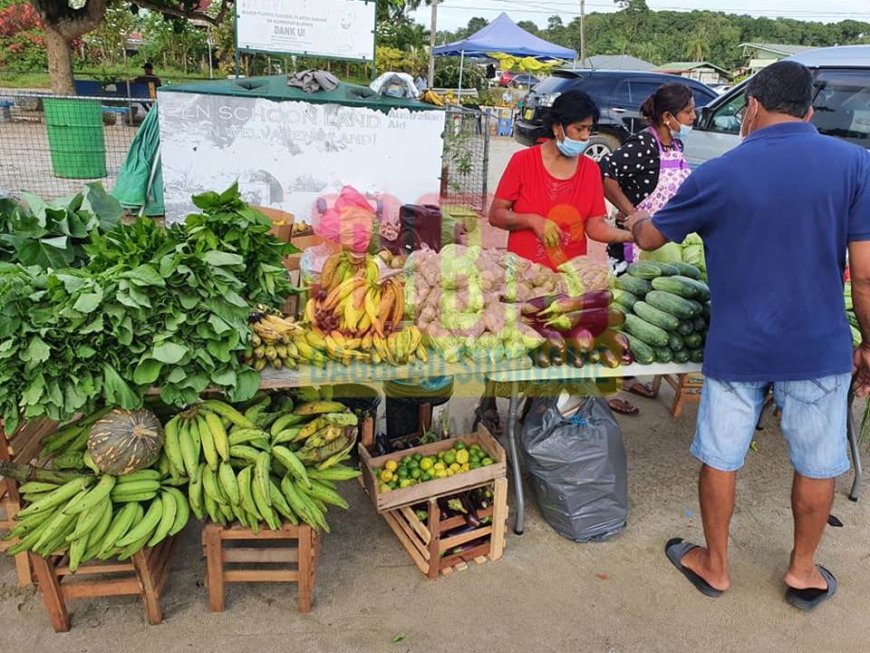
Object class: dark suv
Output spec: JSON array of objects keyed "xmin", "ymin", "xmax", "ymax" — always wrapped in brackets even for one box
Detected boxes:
[{"xmin": 513, "ymin": 69, "xmax": 718, "ymax": 159}]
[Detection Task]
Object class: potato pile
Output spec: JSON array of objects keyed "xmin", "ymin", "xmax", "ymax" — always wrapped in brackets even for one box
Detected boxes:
[{"xmin": 404, "ymin": 245, "xmax": 551, "ymax": 362}]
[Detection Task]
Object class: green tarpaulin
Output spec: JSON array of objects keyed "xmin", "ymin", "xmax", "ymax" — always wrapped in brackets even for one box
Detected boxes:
[
  {"xmin": 111, "ymin": 106, "xmax": 164, "ymax": 216},
  {"xmin": 159, "ymin": 75, "xmax": 441, "ymax": 113}
]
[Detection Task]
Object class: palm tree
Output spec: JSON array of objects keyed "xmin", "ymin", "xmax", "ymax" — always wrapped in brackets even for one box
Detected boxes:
[{"xmin": 686, "ymin": 30, "xmax": 710, "ymax": 62}]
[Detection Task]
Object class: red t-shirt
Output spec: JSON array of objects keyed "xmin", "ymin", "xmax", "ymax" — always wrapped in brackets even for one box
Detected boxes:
[{"xmin": 495, "ymin": 145, "xmax": 606, "ymax": 270}]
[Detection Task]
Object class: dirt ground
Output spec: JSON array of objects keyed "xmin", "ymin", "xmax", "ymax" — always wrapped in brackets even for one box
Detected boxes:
[
  {"xmin": 1, "ymin": 377, "xmax": 869, "ymax": 653},
  {"xmin": 2, "ymin": 136, "xmax": 868, "ymax": 651}
]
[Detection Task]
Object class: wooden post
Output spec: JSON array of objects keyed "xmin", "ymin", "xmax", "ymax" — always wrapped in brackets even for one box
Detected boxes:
[
  {"xmin": 204, "ymin": 524, "xmax": 225, "ymax": 613},
  {"xmin": 489, "ymin": 477, "xmax": 508, "ymax": 561},
  {"xmin": 30, "ymin": 554, "xmax": 70, "ymax": 633},
  {"xmin": 131, "ymin": 549, "xmax": 162, "ymax": 625},
  {"xmin": 426, "ymin": 497, "xmax": 441, "ymax": 581},
  {"xmin": 0, "ymin": 425, "xmax": 32, "ymax": 586},
  {"xmin": 297, "ymin": 526, "xmax": 313, "ymax": 613}
]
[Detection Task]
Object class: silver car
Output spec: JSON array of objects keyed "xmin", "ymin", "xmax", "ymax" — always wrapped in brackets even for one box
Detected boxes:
[{"xmin": 684, "ymin": 45, "xmax": 870, "ymax": 168}]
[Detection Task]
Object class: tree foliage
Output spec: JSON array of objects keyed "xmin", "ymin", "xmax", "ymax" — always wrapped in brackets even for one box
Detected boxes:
[{"xmin": 438, "ymin": 6, "xmax": 870, "ymax": 71}]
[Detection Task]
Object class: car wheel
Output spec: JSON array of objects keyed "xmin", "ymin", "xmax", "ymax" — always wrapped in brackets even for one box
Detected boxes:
[{"xmin": 584, "ymin": 134, "xmax": 621, "ymax": 162}]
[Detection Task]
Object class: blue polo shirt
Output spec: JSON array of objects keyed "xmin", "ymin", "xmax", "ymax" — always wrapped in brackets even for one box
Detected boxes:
[{"xmin": 652, "ymin": 122, "xmax": 870, "ymax": 382}]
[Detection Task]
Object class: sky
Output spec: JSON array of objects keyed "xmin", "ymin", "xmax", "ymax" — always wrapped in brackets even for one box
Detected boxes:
[{"xmin": 413, "ymin": 0, "xmax": 870, "ymax": 32}]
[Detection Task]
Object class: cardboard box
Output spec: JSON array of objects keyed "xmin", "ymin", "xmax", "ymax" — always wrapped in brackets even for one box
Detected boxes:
[{"xmin": 252, "ymin": 206, "xmax": 295, "ymax": 243}]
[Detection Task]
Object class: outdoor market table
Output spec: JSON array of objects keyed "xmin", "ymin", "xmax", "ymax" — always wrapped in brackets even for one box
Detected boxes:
[{"xmin": 256, "ymin": 360, "xmax": 862, "ymax": 535}]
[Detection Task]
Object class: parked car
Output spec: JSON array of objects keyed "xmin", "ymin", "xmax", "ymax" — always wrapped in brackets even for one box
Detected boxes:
[
  {"xmin": 510, "ymin": 74, "xmax": 541, "ymax": 89},
  {"xmin": 513, "ymin": 69, "xmax": 718, "ymax": 159},
  {"xmin": 684, "ymin": 45, "xmax": 870, "ymax": 167}
]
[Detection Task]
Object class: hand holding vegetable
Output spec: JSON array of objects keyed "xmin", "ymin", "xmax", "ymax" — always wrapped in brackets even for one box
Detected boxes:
[{"xmin": 533, "ymin": 216, "xmax": 562, "ymax": 249}]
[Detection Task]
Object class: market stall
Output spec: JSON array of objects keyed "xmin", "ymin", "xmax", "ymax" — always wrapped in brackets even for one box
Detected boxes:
[{"xmin": 0, "ymin": 181, "xmax": 861, "ymax": 630}]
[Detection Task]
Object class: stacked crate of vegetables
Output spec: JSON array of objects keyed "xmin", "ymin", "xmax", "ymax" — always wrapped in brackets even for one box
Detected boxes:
[{"xmin": 613, "ymin": 262, "xmax": 710, "ymax": 366}]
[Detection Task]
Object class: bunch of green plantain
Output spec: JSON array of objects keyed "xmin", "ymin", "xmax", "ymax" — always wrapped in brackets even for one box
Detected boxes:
[
  {"xmin": 33, "ymin": 407, "xmax": 112, "ymax": 472},
  {"xmin": 4, "ymin": 468, "xmax": 189, "ymax": 572},
  {"xmin": 164, "ymin": 394, "xmax": 361, "ymax": 533}
]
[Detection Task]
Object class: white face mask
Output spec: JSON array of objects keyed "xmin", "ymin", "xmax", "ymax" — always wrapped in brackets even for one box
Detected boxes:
[{"xmin": 740, "ymin": 100, "xmax": 758, "ymax": 140}]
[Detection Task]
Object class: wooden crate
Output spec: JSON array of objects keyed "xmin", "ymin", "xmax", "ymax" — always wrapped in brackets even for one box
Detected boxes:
[
  {"xmin": 382, "ymin": 477, "xmax": 508, "ymax": 580},
  {"xmin": 202, "ymin": 522, "xmax": 320, "ymax": 614},
  {"xmin": 359, "ymin": 427, "xmax": 506, "ymax": 513},
  {"xmin": 1, "ymin": 418, "xmax": 58, "ymax": 586},
  {"xmin": 29, "ymin": 536, "xmax": 179, "ymax": 632},
  {"xmin": 652, "ymin": 373, "xmax": 704, "ymax": 417}
]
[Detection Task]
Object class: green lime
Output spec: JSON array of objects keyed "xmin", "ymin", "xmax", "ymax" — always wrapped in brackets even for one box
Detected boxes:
[
  {"xmin": 408, "ymin": 459, "xmax": 420, "ymax": 469},
  {"xmin": 401, "ymin": 455, "xmax": 412, "ymax": 466},
  {"xmin": 470, "ymin": 461, "xmax": 481, "ymax": 470},
  {"xmin": 397, "ymin": 468, "xmax": 409, "ymax": 479},
  {"xmin": 454, "ymin": 441, "xmax": 466, "ymax": 450},
  {"xmin": 443, "ymin": 451, "xmax": 456, "ymax": 465},
  {"xmin": 421, "ymin": 472, "xmax": 432, "ymax": 482},
  {"xmin": 481, "ymin": 457, "xmax": 494, "ymax": 466},
  {"xmin": 410, "ymin": 468, "xmax": 422, "ymax": 480},
  {"xmin": 413, "ymin": 453, "xmax": 423, "ymax": 461}
]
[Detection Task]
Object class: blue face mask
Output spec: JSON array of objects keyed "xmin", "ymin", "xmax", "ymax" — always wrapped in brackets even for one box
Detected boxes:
[
  {"xmin": 672, "ymin": 124, "xmax": 693, "ymax": 140},
  {"xmin": 556, "ymin": 135, "xmax": 589, "ymax": 157}
]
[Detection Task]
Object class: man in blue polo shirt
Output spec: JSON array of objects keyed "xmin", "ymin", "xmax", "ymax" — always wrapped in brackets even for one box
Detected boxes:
[{"xmin": 628, "ymin": 60, "xmax": 870, "ymax": 611}]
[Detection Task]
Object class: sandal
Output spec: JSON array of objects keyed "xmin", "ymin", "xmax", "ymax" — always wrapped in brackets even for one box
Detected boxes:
[
  {"xmin": 608, "ymin": 399, "xmax": 639, "ymax": 416},
  {"xmin": 665, "ymin": 538, "xmax": 724, "ymax": 598},
  {"xmin": 624, "ymin": 379, "xmax": 657, "ymax": 399},
  {"xmin": 786, "ymin": 566, "xmax": 838, "ymax": 612}
]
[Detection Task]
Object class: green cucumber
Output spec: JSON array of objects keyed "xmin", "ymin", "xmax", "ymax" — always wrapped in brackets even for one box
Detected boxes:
[
  {"xmin": 623, "ymin": 314, "xmax": 669, "ymax": 347},
  {"xmin": 633, "ymin": 301, "xmax": 680, "ymax": 331},
  {"xmin": 677, "ymin": 320, "xmax": 694, "ymax": 336},
  {"xmin": 687, "ymin": 298, "xmax": 705, "ymax": 317},
  {"xmin": 617, "ymin": 275, "xmax": 652, "ymax": 298},
  {"xmin": 668, "ymin": 333, "xmax": 685, "ymax": 351},
  {"xmin": 627, "ymin": 262, "xmax": 662, "ymax": 280},
  {"xmin": 624, "ymin": 333, "xmax": 655, "ymax": 365},
  {"xmin": 651, "ymin": 275, "xmax": 701, "ymax": 299},
  {"xmin": 655, "ymin": 347, "xmax": 674, "ymax": 364},
  {"xmin": 689, "ymin": 348, "xmax": 704, "ymax": 363},
  {"xmin": 673, "ymin": 262, "xmax": 702, "ymax": 280},
  {"xmin": 693, "ymin": 317, "xmax": 707, "ymax": 333},
  {"xmin": 702, "ymin": 302, "xmax": 711, "ymax": 320},
  {"xmin": 675, "ymin": 276, "xmax": 710, "ymax": 301},
  {"xmin": 657, "ymin": 262, "xmax": 681, "ymax": 276},
  {"xmin": 684, "ymin": 332, "xmax": 703, "ymax": 349},
  {"xmin": 646, "ymin": 290, "xmax": 701, "ymax": 319},
  {"xmin": 612, "ymin": 289, "xmax": 640, "ymax": 310},
  {"xmin": 674, "ymin": 349, "xmax": 691, "ymax": 364}
]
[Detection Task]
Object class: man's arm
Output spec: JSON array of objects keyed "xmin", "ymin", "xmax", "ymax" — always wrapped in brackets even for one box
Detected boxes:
[
  {"xmin": 626, "ymin": 210, "xmax": 670, "ymax": 251},
  {"xmin": 850, "ymin": 243, "xmax": 870, "ymax": 397}
]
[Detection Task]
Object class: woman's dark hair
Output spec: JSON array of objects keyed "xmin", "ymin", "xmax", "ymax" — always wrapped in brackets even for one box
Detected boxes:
[
  {"xmin": 543, "ymin": 90, "xmax": 600, "ymax": 137},
  {"xmin": 640, "ymin": 83, "xmax": 694, "ymax": 125}
]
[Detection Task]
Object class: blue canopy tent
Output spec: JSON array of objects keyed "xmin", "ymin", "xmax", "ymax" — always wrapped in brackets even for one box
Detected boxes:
[{"xmin": 433, "ymin": 13, "xmax": 577, "ymax": 91}]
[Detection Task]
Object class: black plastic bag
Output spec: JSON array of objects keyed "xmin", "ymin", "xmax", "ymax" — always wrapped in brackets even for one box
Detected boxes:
[{"xmin": 521, "ymin": 396, "xmax": 628, "ymax": 542}]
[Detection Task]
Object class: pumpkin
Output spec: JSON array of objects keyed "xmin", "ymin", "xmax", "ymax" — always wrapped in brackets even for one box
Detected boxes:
[{"xmin": 87, "ymin": 408, "xmax": 164, "ymax": 475}]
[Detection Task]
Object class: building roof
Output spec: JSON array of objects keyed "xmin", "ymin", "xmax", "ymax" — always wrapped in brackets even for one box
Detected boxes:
[
  {"xmin": 579, "ymin": 54, "xmax": 655, "ymax": 71},
  {"xmin": 656, "ymin": 61, "xmax": 732, "ymax": 76},
  {"xmin": 740, "ymin": 43, "xmax": 817, "ymax": 57}
]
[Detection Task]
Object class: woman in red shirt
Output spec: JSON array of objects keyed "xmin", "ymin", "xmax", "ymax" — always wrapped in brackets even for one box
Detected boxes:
[
  {"xmin": 476, "ymin": 91, "xmax": 635, "ymax": 433},
  {"xmin": 490, "ymin": 90, "xmax": 632, "ymax": 270}
]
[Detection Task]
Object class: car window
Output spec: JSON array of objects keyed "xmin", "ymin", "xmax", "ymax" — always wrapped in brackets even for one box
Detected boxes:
[
  {"xmin": 691, "ymin": 86, "xmax": 718, "ymax": 108},
  {"xmin": 534, "ymin": 74, "xmax": 579, "ymax": 94},
  {"xmin": 611, "ymin": 81, "xmax": 631, "ymax": 107},
  {"xmin": 709, "ymin": 91, "xmax": 747, "ymax": 134},
  {"xmin": 812, "ymin": 70, "xmax": 870, "ymax": 148},
  {"xmin": 629, "ymin": 81, "xmax": 663, "ymax": 106}
]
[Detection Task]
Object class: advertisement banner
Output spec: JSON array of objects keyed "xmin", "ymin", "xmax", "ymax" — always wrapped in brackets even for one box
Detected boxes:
[
  {"xmin": 157, "ymin": 91, "xmax": 446, "ymax": 224},
  {"xmin": 236, "ymin": 0, "xmax": 376, "ymax": 61}
]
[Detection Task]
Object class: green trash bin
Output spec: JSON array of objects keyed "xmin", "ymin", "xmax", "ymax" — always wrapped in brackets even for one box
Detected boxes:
[{"xmin": 43, "ymin": 98, "xmax": 106, "ymax": 179}]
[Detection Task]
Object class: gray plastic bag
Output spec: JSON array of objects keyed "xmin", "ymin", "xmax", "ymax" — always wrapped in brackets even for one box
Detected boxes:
[{"xmin": 521, "ymin": 396, "xmax": 628, "ymax": 542}]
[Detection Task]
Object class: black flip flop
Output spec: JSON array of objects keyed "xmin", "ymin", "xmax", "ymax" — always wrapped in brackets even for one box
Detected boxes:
[
  {"xmin": 786, "ymin": 565, "xmax": 838, "ymax": 612},
  {"xmin": 608, "ymin": 399, "xmax": 640, "ymax": 416},
  {"xmin": 665, "ymin": 538, "xmax": 724, "ymax": 598}
]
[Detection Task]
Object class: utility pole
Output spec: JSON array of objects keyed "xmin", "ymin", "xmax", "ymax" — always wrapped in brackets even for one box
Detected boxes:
[
  {"xmin": 428, "ymin": 0, "xmax": 438, "ymax": 87},
  {"xmin": 579, "ymin": 0, "xmax": 586, "ymax": 66}
]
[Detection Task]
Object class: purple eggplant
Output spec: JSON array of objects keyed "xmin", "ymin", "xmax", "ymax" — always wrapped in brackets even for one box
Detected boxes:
[
  {"xmin": 520, "ymin": 294, "xmax": 568, "ymax": 316},
  {"xmin": 543, "ymin": 307, "xmax": 624, "ymax": 335},
  {"xmin": 566, "ymin": 327, "xmax": 595, "ymax": 354},
  {"xmin": 596, "ymin": 329, "xmax": 631, "ymax": 357},
  {"xmin": 537, "ymin": 291, "xmax": 613, "ymax": 318},
  {"xmin": 598, "ymin": 347, "xmax": 622, "ymax": 369},
  {"xmin": 459, "ymin": 493, "xmax": 481, "ymax": 528},
  {"xmin": 468, "ymin": 488, "xmax": 490, "ymax": 511}
]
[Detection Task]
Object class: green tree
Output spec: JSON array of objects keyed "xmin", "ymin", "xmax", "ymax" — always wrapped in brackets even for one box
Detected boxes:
[
  {"xmin": 82, "ymin": 0, "xmax": 136, "ymax": 67},
  {"xmin": 685, "ymin": 29, "xmax": 710, "ymax": 61},
  {"xmin": 28, "ymin": 0, "xmax": 233, "ymax": 95}
]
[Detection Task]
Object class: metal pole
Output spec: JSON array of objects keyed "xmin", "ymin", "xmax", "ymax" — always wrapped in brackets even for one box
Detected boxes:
[
  {"xmin": 580, "ymin": 0, "xmax": 586, "ymax": 66},
  {"xmin": 428, "ymin": 0, "xmax": 438, "ymax": 88},
  {"xmin": 458, "ymin": 50, "xmax": 464, "ymax": 97}
]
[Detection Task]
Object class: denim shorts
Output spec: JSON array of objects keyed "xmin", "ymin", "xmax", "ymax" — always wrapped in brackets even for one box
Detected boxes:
[{"xmin": 692, "ymin": 374, "xmax": 852, "ymax": 479}]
